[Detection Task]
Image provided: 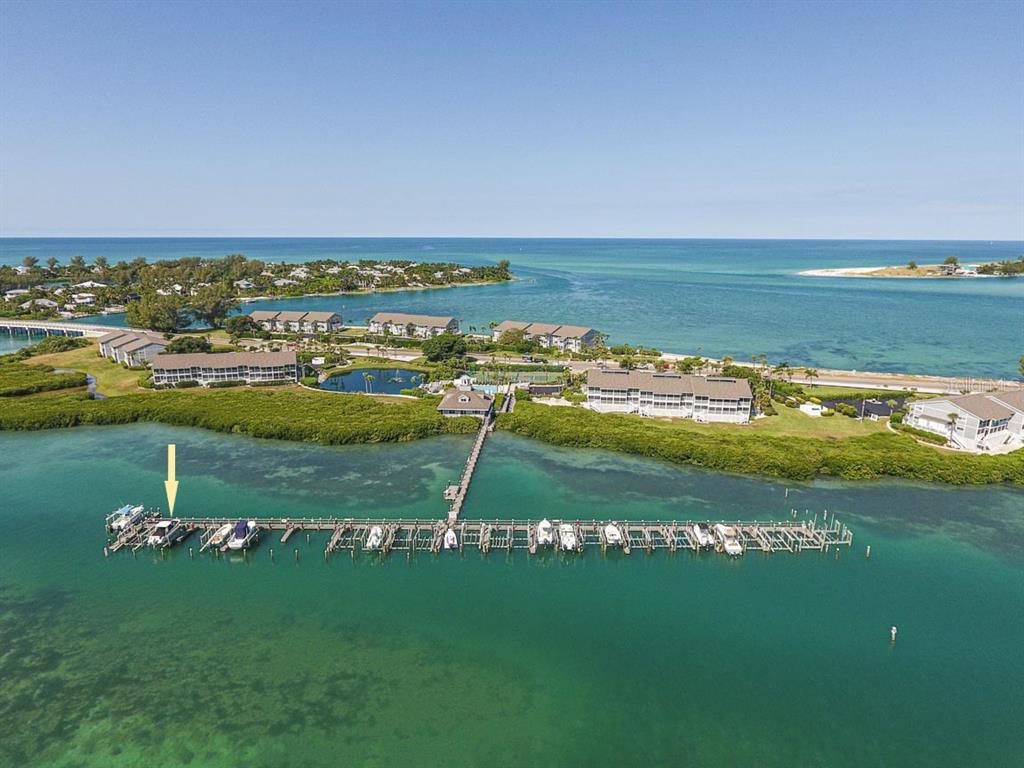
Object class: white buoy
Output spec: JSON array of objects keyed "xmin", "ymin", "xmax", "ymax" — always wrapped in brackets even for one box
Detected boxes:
[
  {"xmin": 865, "ymin": 545, "xmax": 871, "ymax": 559},
  {"xmin": 890, "ymin": 625, "xmax": 898, "ymax": 643}
]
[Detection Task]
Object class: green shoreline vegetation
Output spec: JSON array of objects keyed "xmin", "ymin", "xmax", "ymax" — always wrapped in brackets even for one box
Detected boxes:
[{"xmin": 0, "ymin": 386, "xmax": 1020, "ymax": 485}]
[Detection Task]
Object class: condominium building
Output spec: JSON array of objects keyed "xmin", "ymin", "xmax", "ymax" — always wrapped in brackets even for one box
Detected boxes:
[
  {"xmin": 151, "ymin": 351, "xmax": 299, "ymax": 387},
  {"xmin": 97, "ymin": 331, "xmax": 168, "ymax": 366},
  {"xmin": 492, "ymin": 320, "xmax": 601, "ymax": 352},
  {"xmin": 905, "ymin": 390, "xmax": 1024, "ymax": 453},
  {"xmin": 368, "ymin": 312, "xmax": 459, "ymax": 338},
  {"xmin": 585, "ymin": 369, "xmax": 754, "ymax": 423},
  {"xmin": 247, "ymin": 310, "xmax": 343, "ymax": 335}
]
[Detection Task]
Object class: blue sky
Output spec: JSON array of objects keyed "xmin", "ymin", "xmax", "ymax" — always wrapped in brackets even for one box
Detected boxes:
[{"xmin": 1, "ymin": 0, "xmax": 1021, "ymax": 239}]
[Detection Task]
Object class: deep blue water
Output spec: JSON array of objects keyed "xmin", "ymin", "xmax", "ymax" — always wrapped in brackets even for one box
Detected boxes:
[{"xmin": 3, "ymin": 238, "xmax": 1022, "ymax": 377}]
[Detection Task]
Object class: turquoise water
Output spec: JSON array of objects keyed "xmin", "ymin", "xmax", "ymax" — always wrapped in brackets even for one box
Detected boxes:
[
  {"xmin": 319, "ymin": 367, "xmax": 423, "ymax": 395},
  {"xmin": 1, "ymin": 424, "xmax": 1022, "ymax": 767},
  {"xmin": 3, "ymin": 238, "xmax": 1022, "ymax": 377}
]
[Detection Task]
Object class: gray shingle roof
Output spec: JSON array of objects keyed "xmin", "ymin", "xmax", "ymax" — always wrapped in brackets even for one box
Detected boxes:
[
  {"xmin": 587, "ymin": 369, "xmax": 752, "ymax": 399},
  {"xmin": 371, "ymin": 312, "xmax": 456, "ymax": 327},
  {"xmin": 437, "ymin": 389, "xmax": 494, "ymax": 412}
]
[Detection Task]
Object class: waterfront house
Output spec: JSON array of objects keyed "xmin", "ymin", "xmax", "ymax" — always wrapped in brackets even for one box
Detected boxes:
[
  {"xmin": 905, "ymin": 390, "xmax": 1024, "ymax": 453},
  {"xmin": 73, "ymin": 280, "xmax": 108, "ymax": 289},
  {"xmin": 491, "ymin": 320, "xmax": 601, "ymax": 352},
  {"xmin": 233, "ymin": 279, "xmax": 256, "ymax": 290},
  {"xmin": 368, "ymin": 312, "xmax": 459, "ymax": 338},
  {"xmin": 437, "ymin": 389, "xmax": 494, "ymax": 418},
  {"xmin": 4, "ymin": 289, "xmax": 30, "ymax": 301},
  {"xmin": 20, "ymin": 298, "xmax": 59, "ymax": 309},
  {"xmin": 72, "ymin": 292, "xmax": 96, "ymax": 305},
  {"xmin": 151, "ymin": 350, "xmax": 299, "ymax": 387},
  {"xmin": 585, "ymin": 369, "xmax": 754, "ymax": 423},
  {"xmin": 248, "ymin": 310, "xmax": 342, "ymax": 335}
]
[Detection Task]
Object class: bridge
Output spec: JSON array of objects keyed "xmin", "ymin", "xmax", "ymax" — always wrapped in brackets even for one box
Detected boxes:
[{"xmin": 0, "ymin": 318, "xmax": 144, "ymax": 339}]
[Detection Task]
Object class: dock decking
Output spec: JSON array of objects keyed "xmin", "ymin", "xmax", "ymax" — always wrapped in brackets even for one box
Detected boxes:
[{"xmin": 106, "ymin": 513, "xmax": 854, "ymax": 559}]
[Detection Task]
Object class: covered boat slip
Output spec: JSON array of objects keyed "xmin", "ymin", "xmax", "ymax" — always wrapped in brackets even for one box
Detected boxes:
[{"xmin": 105, "ymin": 513, "xmax": 854, "ymax": 559}]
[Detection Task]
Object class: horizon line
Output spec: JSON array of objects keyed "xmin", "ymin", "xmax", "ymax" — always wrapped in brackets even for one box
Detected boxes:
[{"xmin": 2, "ymin": 234, "xmax": 1022, "ymax": 244}]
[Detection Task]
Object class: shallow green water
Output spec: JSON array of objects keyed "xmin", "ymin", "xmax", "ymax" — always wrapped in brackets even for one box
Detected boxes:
[{"xmin": 1, "ymin": 425, "xmax": 1022, "ymax": 767}]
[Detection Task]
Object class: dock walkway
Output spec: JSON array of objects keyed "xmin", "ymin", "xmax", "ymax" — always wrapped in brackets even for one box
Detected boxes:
[{"xmin": 108, "ymin": 513, "xmax": 853, "ymax": 559}]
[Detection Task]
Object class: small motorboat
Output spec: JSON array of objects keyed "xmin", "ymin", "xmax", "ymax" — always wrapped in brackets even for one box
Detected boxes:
[
  {"xmin": 227, "ymin": 519, "xmax": 258, "ymax": 551},
  {"xmin": 147, "ymin": 519, "xmax": 187, "ymax": 548},
  {"xmin": 443, "ymin": 527, "xmax": 459, "ymax": 550},
  {"xmin": 208, "ymin": 523, "xmax": 233, "ymax": 548},
  {"xmin": 107, "ymin": 503, "xmax": 145, "ymax": 533},
  {"xmin": 365, "ymin": 525, "xmax": 384, "ymax": 551},
  {"xmin": 558, "ymin": 523, "xmax": 577, "ymax": 552},
  {"xmin": 604, "ymin": 522, "xmax": 624, "ymax": 547},
  {"xmin": 714, "ymin": 523, "xmax": 744, "ymax": 556},
  {"xmin": 536, "ymin": 518, "xmax": 554, "ymax": 546},
  {"xmin": 692, "ymin": 523, "xmax": 713, "ymax": 549}
]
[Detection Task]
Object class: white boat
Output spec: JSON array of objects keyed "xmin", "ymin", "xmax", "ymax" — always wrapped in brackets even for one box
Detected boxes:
[
  {"xmin": 536, "ymin": 518, "xmax": 554, "ymax": 546},
  {"xmin": 108, "ymin": 503, "xmax": 145, "ymax": 533},
  {"xmin": 227, "ymin": 520, "xmax": 258, "ymax": 551},
  {"xmin": 147, "ymin": 519, "xmax": 187, "ymax": 548},
  {"xmin": 558, "ymin": 523, "xmax": 577, "ymax": 552},
  {"xmin": 443, "ymin": 528, "xmax": 459, "ymax": 550},
  {"xmin": 691, "ymin": 523, "xmax": 713, "ymax": 549},
  {"xmin": 714, "ymin": 523, "xmax": 744, "ymax": 556},
  {"xmin": 604, "ymin": 522, "xmax": 623, "ymax": 547},
  {"xmin": 208, "ymin": 523, "xmax": 233, "ymax": 548},
  {"xmin": 365, "ymin": 525, "xmax": 384, "ymax": 550}
]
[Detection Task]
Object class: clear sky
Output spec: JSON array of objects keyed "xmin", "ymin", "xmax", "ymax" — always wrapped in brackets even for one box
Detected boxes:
[{"xmin": 1, "ymin": 0, "xmax": 1022, "ymax": 239}]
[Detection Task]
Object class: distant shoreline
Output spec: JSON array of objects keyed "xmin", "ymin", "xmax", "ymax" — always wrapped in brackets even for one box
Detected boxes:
[{"xmin": 798, "ymin": 264, "xmax": 1000, "ymax": 278}]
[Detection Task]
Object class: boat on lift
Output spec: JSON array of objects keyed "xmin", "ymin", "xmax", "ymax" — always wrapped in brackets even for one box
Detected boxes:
[
  {"xmin": 714, "ymin": 523, "xmax": 744, "ymax": 556},
  {"xmin": 107, "ymin": 503, "xmax": 146, "ymax": 533},
  {"xmin": 365, "ymin": 525, "xmax": 384, "ymax": 550},
  {"xmin": 227, "ymin": 520, "xmax": 259, "ymax": 551},
  {"xmin": 558, "ymin": 523, "xmax": 577, "ymax": 552},
  {"xmin": 147, "ymin": 519, "xmax": 188, "ymax": 548},
  {"xmin": 207, "ymin": 523, "xmax": 233, "ymax": 549},
  {"xmin": 443, "ymin": 527, "xmax": 459, "ymax": 550},
  {"xmin": 691, "ymin": 523, "xmax": 713, "ymax": 549},
  {"xmin": 604, "ymin": 522, "xmax": 624, "ymax": 547},
  {"xmin": 536, "ymin": 519, "xmax": 554, "ymax": 546}
]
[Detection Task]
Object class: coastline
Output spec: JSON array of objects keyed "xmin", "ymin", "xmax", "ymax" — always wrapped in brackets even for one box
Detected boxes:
[
  {"xmin": 238, "ymin": 277, "xmax": 512, "ymax": 304},
  {"xmin": 798, "ymin": 265, "xmax": 1002, "ymax": 278}
]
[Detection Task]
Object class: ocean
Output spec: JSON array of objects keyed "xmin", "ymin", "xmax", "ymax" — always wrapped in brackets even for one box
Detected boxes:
[
  {"xmin": 2, "ymin": 238, "xmax": 1022, "ymax": 378},
  {"xmin": 0, "ymin": 425, "xmax": 1021, "ymax": 767}
]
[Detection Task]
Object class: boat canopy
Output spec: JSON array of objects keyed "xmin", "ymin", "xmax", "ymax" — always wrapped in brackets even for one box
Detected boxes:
[{"xmin": 233, "ymin": 520, "xmax": 249, "ymax": 538}]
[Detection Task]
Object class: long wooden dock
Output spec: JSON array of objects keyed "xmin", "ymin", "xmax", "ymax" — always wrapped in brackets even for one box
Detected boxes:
[
  {"xmin": 106, "ymin": 512, "xmax": 854, "ymax": 558},
  {"xmin": 445, "ymin": 414, "xmax": 492, "ymax": 524}
]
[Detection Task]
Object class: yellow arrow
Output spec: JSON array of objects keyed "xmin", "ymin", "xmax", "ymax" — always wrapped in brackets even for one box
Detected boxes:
[{"xmin": 164, "ymin": 444, "xmax": 178, "ymax": 515}]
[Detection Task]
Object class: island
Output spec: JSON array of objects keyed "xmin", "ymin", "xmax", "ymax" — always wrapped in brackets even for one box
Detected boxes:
[{"xmin": 800, "ymin": 255, "xmax": 1024, "ymax": 278}]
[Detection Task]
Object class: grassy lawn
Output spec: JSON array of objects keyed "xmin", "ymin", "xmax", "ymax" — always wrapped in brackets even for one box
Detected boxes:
[
  {"xmin": 30, "ymin": 343, "xmax": 147, "ymax": 396},
  {"xmin": 632, "ymin": 400, "xmax": 888, "ymax": 440},
  {"xmin": 801, "ymin": 385, "xmax": 916, "ymax": 401}
]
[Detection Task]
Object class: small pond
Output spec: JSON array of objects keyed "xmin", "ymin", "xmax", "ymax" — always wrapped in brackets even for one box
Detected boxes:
[{"xmin": 319, "ymin": 367, "xmax": 424, "ymax": 395}]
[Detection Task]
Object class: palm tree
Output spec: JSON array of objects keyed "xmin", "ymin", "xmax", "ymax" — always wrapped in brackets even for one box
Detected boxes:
[
  {"xmin": 363, "ymin": 372, "xmax": 375, "ymax": 393},
  {"xmin": 804, "ymin": 368, "xmax": 819, "ymax": 387},
  {"xmin": 22, "ymin": 256, "xmax": 38, "ymax": 269},
  {"xmin": 46, "ymin": 256, "xmax": 59, "ymax": 272},
  {"xmin": 947, "ymin": 412, "xmax": 959, "ymax": 440}
]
